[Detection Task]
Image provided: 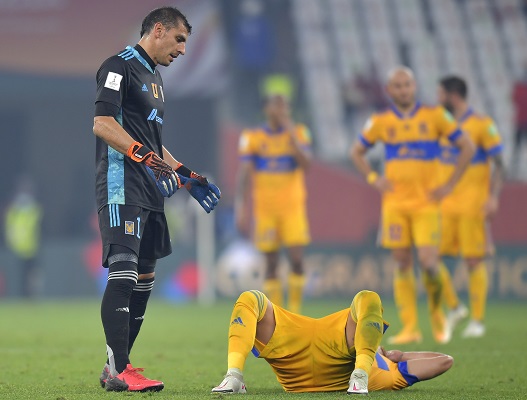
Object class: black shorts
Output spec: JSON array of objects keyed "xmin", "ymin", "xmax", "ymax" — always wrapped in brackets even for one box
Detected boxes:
[{"xmin": 98, "ymin": 204, "xmax": 172, "ymax": 267}]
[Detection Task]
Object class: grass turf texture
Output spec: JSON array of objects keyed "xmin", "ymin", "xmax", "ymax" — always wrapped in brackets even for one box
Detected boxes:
[{"xmin": 0, "ymin": 299, "xmax": 524, "ymax": 400}]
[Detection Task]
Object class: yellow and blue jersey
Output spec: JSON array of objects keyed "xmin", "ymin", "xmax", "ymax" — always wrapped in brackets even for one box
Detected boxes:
[
  {"xmin": 440, "ymin": 108, "xmax": 503, "ymax": 215},
  {"xmin": 238, "ymin": 124, "xmax": 311, "ymax": 208},
  {"xmin": 360, "ymin": 103, "xmax": 460, "ymax": 210}
]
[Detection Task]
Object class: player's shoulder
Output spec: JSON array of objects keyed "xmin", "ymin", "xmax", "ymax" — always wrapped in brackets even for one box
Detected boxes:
[{"xmin": 97, "ymin": 51, "xmax": 131, "ymax": 75}]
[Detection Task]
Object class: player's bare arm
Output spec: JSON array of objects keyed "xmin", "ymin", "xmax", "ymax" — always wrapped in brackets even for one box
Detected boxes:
[
  {"xmin": 350, "ymin": 141, "xmax": 393, "ymax": 193},
  {"xmin": 430, "ymin": 132, "xmax": 475, "ymax": 201},
  {"xmin": 93, "ymin": 116, "xmax": 136, "ymax": 155},
  {"xmin": 234, "ymin": 160, "xmax": 253, "ymax": 236},
  {"xmin": 278, "ymin": 109, "xmax": 312, "ymax": 169},
  {"xmin": 485, "ymin": 153, "xmax": 505, "ymax": 217}
]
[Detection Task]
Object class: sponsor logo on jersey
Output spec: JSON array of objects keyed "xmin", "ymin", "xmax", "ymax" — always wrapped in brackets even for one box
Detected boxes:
[
  {"xmin": 104, "ymin": 72, "xmax": 123, "ymax": 91},
  {"xmin": 142, "ymin": 84, "xmax": 148, "ymax": 92},
  {"xmin": 125, "ymin": 221, "xmax": 135, "ymax": 235},
  {"xmin": 147, "ymin": 108, "xmax": 163, "ymax": 125},
  {"xmin": 151, "ymin": 83, "xmax": 159, "ymax": 99}
]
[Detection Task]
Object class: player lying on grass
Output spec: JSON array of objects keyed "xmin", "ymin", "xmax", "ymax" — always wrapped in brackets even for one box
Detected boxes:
[{"xmin": 212, "ymin": 290, "xmax": 453, "ymax": 394}]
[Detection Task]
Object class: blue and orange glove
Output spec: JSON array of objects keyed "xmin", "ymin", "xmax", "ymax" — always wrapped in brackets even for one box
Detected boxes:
[
  {"xmin": 127, "ymin": 142, "xmax": 180, "ymax": 198},
  {"xmin": 176, "ymin": 168, "xmax": 221, "ymax": 213}
]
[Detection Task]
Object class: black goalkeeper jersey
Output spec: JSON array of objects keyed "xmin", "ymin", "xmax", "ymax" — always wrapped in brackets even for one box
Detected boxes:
[{"xmin": 94, "ymin": 45, "xmax": 166, "ymax": 212}]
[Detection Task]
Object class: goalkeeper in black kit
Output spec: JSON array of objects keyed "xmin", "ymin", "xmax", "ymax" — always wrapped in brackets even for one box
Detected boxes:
[{"xmin": 92, "ymin": 6, "xmax": 220, "ymax": 392}]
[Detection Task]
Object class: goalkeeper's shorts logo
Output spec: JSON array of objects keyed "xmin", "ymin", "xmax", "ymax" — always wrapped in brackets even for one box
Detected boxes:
[{"xmin": 125, "ymin": 221, "xmax": 135, "ymax": 235}]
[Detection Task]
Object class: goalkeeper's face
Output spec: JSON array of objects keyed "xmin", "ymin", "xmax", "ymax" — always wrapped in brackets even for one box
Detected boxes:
[
  {"xmin": 154, "ymin": 22, "xmax": 189, "ymax": 67},
  {"xmin": 386, "ymin": 70, "xmax": 416, "ymax": 109}
]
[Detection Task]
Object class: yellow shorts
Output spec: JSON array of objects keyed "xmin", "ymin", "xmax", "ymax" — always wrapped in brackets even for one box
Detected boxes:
[
  {"xmin": 369, "ymin": 352, "xmax": 418, "ymax": 391},
  {"xmin": 254, "ymin": 206, "xmax": 310, "ymax": 252},
  {"xmin": 440, "ymin": 213, "xmax": 493, "ymax": 258},
  {"xmin": 253, "ymin": 306, "xmax": 401, "ymax": 392},
  {"xmin": 380, "ymin": 205, "xmax": 440, "ymax": 249}
]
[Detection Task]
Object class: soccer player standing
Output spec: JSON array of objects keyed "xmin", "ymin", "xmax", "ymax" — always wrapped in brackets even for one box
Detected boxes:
[
  {"xmin": 235, "ymin": 95, "xmax": 311, "ymax": 314},
  {"xmin": 438, "ymin": 76, "xmax": 504, "ymax": 338},
  {"xmin": 93, "ymin": 7, "xmax": 220, "ymax": 392},
  {"xmin": 350, "ymin": 67, "xmax": 475, "ymax": 344}
]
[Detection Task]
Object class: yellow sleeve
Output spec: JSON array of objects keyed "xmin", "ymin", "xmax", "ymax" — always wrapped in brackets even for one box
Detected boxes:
[
  {"xmin": 435, "ymin": 106, "xmax": 462, "ymax": 142},
  {"xmin": 238, "ymin": 129, "xmax": 257, "ymax": 160},
  {"xmin": 481, "ymin": 117, "xmax": 503, "ymax": 156},
  {"xmin": 359, "ymin": 114, "xmax": 382, "ymax": 147},
  {"xmin": 295, "ymin": 124, "xmax": 312, "ymax": 146}
]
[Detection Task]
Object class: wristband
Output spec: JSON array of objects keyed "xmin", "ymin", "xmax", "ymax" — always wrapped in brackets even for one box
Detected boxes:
[
  {"xmin": 174, "ymin": 164, "xmax": 192, "ymax": 178},
  {"xmin": 127, "ymin": 141, "xmax": 151, "ymax": 162},
  {"xmin": 366, "ymin": 171, "xmax": 378, "ymax": 185}
]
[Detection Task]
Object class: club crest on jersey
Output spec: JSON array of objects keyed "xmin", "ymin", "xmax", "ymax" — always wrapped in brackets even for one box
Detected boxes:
[
  {"xmin": 125, "ymin": 221, "xmax": 135, "ymax": 235},
  {"xmin": 151, "ymin": 83, "xmax": 159, "ymax": 99}
]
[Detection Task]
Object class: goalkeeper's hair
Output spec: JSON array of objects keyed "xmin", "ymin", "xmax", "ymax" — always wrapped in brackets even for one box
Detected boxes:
[
  {"xmin": 439, "ymin": 76, "xmax": 467, "ymax": 99},
  {"xmin": 140, "ymin": 6, "xmax": 192, "ymax": 38}
]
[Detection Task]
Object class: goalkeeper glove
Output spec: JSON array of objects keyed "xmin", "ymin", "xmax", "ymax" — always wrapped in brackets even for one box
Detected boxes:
[
  {"xmin": 127, "ymin": 141, "xmax": 180, "ymax": 198},
  {"xmin": 179, "ymin": 174, "xmax": 221, "ymax": 213}
]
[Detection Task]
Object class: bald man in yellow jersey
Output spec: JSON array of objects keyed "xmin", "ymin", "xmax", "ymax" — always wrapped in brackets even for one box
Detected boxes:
[
  {"xmin": 437, "ymin": 76, "xmax": 504, "ymax": 339},
  {"xmin": 236, "ymin": 95, "xmax": 311, "ymax": 314},
  {"xmin": 212, "ymin": 289, "xmax": 454, "ymax": 394},
  {"xmin": 350, "ymin": 67, "xmax": 475, "ymax": 344}
]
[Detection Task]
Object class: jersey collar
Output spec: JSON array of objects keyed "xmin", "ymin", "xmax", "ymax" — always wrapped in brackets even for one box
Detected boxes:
[
  {"xmin": 458, "ymin": 107, "xmax": 474, "ymax": 123},
  {"xmin": 123, "ymin": 45, "xmax": 156, "ymax": 74},
  {"xmin": 389, "ymin": 101, "xmax": 421, "ymax": 119},
  {"xmin": 262, "ymin": 124, "xmax": 286, "ymax": 134}
]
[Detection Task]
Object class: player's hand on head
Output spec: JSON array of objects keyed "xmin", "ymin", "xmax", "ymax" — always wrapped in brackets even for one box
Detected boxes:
[
  {"xmin": 127, "ymin": 141, "xmax": 180, "ymax": 198},
  {"xmin": 179, "ymin": 174, "xmax": 221, "ymax": 213}
]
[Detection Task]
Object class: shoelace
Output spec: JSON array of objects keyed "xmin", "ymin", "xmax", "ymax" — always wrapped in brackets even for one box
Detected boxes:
[{"xmin": 125, "ymin": 367, "xmax": 148, "ymax": 380}]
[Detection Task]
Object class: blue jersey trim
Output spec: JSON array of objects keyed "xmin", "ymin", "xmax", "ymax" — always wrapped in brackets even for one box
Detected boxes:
[
  {"xmin": 447, "ymin": 128, "xmax": 462, "ymax": 143},
  {"xmin": 389, "ymin": 102, "xmax": 421, "ymax": 119},
  {"xmin": 375, "ymin": 353, "xmax": 390, "ymax": 371},
  {"xmin": 385, "ymin": 140, "xmax": 439, "ymax": 161},
  {"xmin": 440, "ymin": 145, "xmax": 499, "ymax": 165},
  {"xmin": 251, "ymin": 346, "xmax": 260, "ymax": 357},
  {"xmin": 254, "ymin": 155, "xmax": 298, "ymax": 171},
  {"xmin": 398, "ymin": 361, "xmax": 419, "ymax": 386},
  {"xmin": 458, "ymin": 107, "xmax": 474, "ymax": 123},
  {"xmin": 119, "ymin": 45, "xmax": 155, "ymax": 74},
  {"xmin": 487, "ymin": 144, "xmax": 503, "ymax": 156},
  {"xmin": 359, "ymin": 135, "xmax": 374, "ymax": 148},
  {"xmin": 107, "ymin": 109, "xmax": 125, "ymax": 204}
]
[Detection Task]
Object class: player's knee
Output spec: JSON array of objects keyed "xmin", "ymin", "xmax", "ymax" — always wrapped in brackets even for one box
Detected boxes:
[
  {"xmin": 465, "ymin": 258, "xmax": 481, "ymax": 270},
  {"xmin": 439, "ymin": 355, "xmax": 454, "ymax": 373},
  {"xmin": 236, "ymin": 290, "xmax": 268, "ymax": 319},
  {"xmin": 138, "ymin": 272, "xmax": 155, "ymax": 280},
  {"xmin": 418, "ymin": 253, "xmax": 439, "ymax": 271},
  {"xmin": 352, "ymin": 290, "xmax": 382, "ymax": 315},
  {"xmin": 392, "ymin": 250, "xmax": 412, "ymax": 268}
]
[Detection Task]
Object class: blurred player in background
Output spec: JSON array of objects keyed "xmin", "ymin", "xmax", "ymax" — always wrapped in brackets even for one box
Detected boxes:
[
  {"xmin": 93, "ymin": 7, "xmax": 220, "ymax": 392},
  {"xmin": 235, "ymin": 95, "xmax": 311, "ymax": 314},
  {"xmin": 350, "ymin": 67, "xmax": 475, "ymax": 344},
  {"xmin": 4, "ymin": 177, "xmax": 42, "ymax": 298},
  {"xmin": 212, "ymin": 289, "xmax": 453, "ymax": 394},
  {"xmin": 438, "ymin": 76, "xmax": 504, "ymax": 338}
]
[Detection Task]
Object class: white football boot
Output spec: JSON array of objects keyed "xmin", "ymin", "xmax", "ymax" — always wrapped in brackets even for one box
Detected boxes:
[
  {"xmin": 347, "ymin": 368, "xmax": 368, "ymax": 395},
  {"xmin": 462, "ymin": 320, "xmax": 485, "ymax": 338},
  {"xmin": 212, "ymin": 369, "xmax": 247, "ymax": 394},
  {"xmin": 447, "ymin": 303, "xmax": 468, "ymax": 333}
]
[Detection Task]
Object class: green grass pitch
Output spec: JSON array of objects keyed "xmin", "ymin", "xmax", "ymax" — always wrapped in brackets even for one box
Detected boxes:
[{"xmin": 0, "ymin": 299, "xmax": 524, "ymax": 399}]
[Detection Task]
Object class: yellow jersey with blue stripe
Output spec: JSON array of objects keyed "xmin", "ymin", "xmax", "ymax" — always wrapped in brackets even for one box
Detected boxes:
[
  {"xmin": 238, "ymin": 124, "xmax": 311, "ymax": 207},
  {"xmin": 440, "ymin": 109, "xmax": 503, "ymax": 215},
  {"xmin": 360, "ymin": 103, "xmax": 461, "ymax": 210}
]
